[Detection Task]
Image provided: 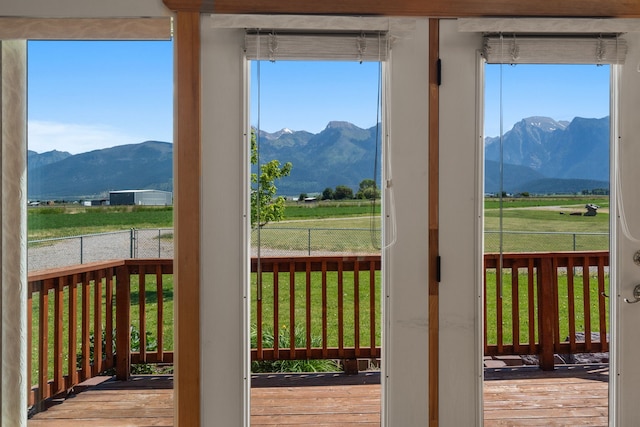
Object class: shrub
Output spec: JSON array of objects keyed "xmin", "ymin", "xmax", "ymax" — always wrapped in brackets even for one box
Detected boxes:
[{"xmin": 250, "ymin": 324, "xmax": 340, "ymax": 373}]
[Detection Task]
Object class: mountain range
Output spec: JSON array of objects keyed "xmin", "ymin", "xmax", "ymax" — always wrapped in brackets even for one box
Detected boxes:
[
  {"xmin": 484, "ymin": 116, "xmax": 609, "ymax": 194},
  {"xmin": 28, "ymin": 141, "xmax": 173, "ymax": 200},
  {"xmin": 27, "ymin": 116, "xmax": 610, "ymax": 200}
]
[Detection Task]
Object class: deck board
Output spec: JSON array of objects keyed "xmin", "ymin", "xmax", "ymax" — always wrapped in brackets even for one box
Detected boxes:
[{"xmin": 28, "ymin": 365, "xmax": 609, "ymax": 426}]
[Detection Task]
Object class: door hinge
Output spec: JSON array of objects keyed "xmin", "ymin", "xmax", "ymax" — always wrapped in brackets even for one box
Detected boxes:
[
  {"xmin": 436, "ymin": 58, "xmax": 442, "ymax": 86},
  {"xmin": 436, "ymin": 255, "xmax": 441, "ymax": 282}
]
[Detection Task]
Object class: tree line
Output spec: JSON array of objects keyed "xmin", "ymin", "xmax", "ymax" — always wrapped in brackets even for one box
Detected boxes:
[{"xmin": 299, "ymin": 179, "xmax": 380, "ymax": 201}]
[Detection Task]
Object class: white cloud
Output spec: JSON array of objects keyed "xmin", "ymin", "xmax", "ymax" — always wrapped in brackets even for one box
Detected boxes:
[{"xmin": 28, "ymin": 120, "xmax": 143, "ymax": 155}]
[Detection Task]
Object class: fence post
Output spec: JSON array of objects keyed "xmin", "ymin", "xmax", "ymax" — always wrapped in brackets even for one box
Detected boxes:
[
  {"xmin": 537, "ymin": 257, "xmax": 556, "ymax": 371},
  {"xmin": 80, "ymin": 236, "xmax": 84, "ymax": 264},
  {"xmin": 130, "ymin": 228, "xmax": 134, "ymax": 259},
  {"xmin": 115, "ymin": 264, "xmax": 131, "ymax": 380},
  {"xmin": 158, "ymin": 229, "xmax": 161, "ymax": 258},
  {"xmin": 308, "ymin": 229, "xmax": 311, "ymax": 256}
]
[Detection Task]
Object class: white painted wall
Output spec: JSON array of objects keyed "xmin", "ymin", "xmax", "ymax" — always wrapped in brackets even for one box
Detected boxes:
[
  {"xmin": 0, "ymin": 0, "xmax": 169, "ymax": 17},
  {"xmin": 0, "ymin": 40, "xmax": 28, "ymax": 427},
  {"xmin": 438, "ymin": 20, "xmax": 484, "ymax": 426},
  {"xmin": 200, "ymin": 25, "xmax": 248, "ymax": 426},
  {"xmin": 383, "ymin": 17, "xmax": 431, "ymax": 425}
]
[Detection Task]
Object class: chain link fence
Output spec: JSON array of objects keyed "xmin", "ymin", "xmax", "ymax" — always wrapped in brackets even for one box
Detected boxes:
[
  {"xmin": 28, "ymin": 228, "xmax": 174, "ymax": 272},
  {"xmin": 27, "ymin": 228, "xmax": 608, "ymax": 272},
  {"xmin": 484, "ymin": 231, "xmax": 608, "ymax": 253}
]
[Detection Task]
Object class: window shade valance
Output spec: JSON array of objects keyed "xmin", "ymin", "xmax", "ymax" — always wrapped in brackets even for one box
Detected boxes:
[
  {"xmin": 244, "ymin": 31, "xmax": 389, "ymax": 61},
  {"xmin": 482, "ymin": 35, "xmax": 627, "ymax": 64}
]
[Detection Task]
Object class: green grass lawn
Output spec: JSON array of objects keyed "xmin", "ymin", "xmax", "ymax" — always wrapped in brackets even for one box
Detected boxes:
[
  {"xmin": 485, "ymin": 270, "xmax": 609, "ymax": 346},
  {"xmin": 250, "ymin": 270, "xmax": 382, "ymax": 349}
]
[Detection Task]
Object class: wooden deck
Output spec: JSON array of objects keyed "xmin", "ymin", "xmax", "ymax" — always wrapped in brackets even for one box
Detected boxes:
[
  {"xmin": 28, "ymin": 365, "xmax": 609, "ymax": 426},
  {"xmin": 484, "ymin": 364, "xmax": 609, "ymax": 426}
]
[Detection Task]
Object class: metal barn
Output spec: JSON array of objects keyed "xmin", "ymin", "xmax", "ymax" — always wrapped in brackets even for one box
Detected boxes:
[{"xmin": 109, "ymin": 190, "xmax": 173, "ymax": 206}]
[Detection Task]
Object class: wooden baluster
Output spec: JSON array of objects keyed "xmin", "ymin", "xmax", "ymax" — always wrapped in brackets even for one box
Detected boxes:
[
  {"xmin": 27, "ymin": 284, "xmax": 33, "ymax": 406},
  {"xmin": 81, "ymin": 273, "xmax": 91, "ymax": 381},
  {"xmin": 93, "ymin": 271, "xmax": 103, "ymax": 375},
  {"xmin": 538, "ymin": 257, "xmax": 555, "ymax": 370},
  {"xmin": 552, "ymin": 256, "xmax": 560, "ymax": 354},
  {"xmin": 370, "ymin": 260, "xmax": 376, "ymax": 356},
  {"xmin": 139, "ymin": 269, "xmax": 147, "ymax": 363},
  {"xmin": 156, "ymin": 265, "xmax": 164, "ymax": 362},
  {"xmin": 582, "ymin": 256, "xmax": 592, "ymax": 352},
  {"xmin": 483, "ymin": 258, "xmax": 489, "ymax": 355},
  {"xmin": 305, "ymin": 260, "xmax": 312, "ymax": 358},
  {"xmin": 597, "ymin": 256, "xmax": 608, "ymax": 352},
  {"xmin": 273, "ymin": 263, "xmax": 279, "ymax": 360},
  {"xmin": 68, "ymin": 274, "xmax": 78, "ymax": 387},
  {"xmin": 354, "ymin": 259, "xmax": 360, "ymax": 358},
  {"xmin": 289, "ymin": 261, "xmax": 296, "ymax": 359},
  {"xmin": 321, "ymin": 260, "xmax": 328, "ymax": 359},
  {"xmin": 116, "ymin": 265, "xmax": 131, "ymax": 380},
  {"xmin": 567, "ymin": 257, "xmax": 576, "ymax": 353},
  {"xmin": 511, "ymin": 264, "xmax": 520, "ymax": 352},
  {"xmin": 80, "ymin": 273, "xmax": 91, "ymax": 381},
  {"xmin": 337, "ymin": 259, "xmax": 344, "ymax": 358},
  {"xmin": 527, "ymin": 259, "xmax": 535, "ymax": 355},
  {"xmin": 256, "ymin": 263, "xmax": 263, "ymax": 361},
  {"xmin": 496, "ymin": 265, "xmax": 503, "ymax": 355},
  {"xmin": 105, "ymin": 269, "xmax": 114, "ymax": 370},
  {"xmin": 54, "ymin": 277, "xmax": 64, "ymax": 395},
  {"xmin": 38, "ymin": 281, "xmax": 49, "ymax": 404}
]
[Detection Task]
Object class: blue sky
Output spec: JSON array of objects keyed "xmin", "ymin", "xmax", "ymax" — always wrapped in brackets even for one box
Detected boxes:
[
  {"xmin": 27, "ymin": 41, "xmax": 610, "ymax": 153},
  {"xmin": 250, "ymin": 61, "xmax": 382, "ymax": 134},
  {"xmin": 484, "ymin": 64, "xmax": 610, "ymax": 137},
  {"xmin": 28, "ymin": 41, "xmax": 173, "ymax": 154}
]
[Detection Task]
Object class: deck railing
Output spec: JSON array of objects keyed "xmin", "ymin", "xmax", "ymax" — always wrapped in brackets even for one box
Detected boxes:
[
  {"xmin": 251, "ymin": 256, "xmax": 382, "ymax": 364},
  {"xmin": 484, "ymin": 251, "xmax": 609, "ymax": 369},
  {"xmin": 27, "ymin": 259, "xmax": 173, "ymax": 411},
  {"xmin": 27, "ymin": 251, "xmax": 609, "ymax": 411}
]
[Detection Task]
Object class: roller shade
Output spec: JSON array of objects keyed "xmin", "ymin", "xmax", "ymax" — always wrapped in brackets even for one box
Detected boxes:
[
  {"xmin": 244, "ymin": 31, "xmax": 389, "ymax": 61},
  {"xmin": 482, "ymin": 35, "xmax": 627, "ymax": 64}
]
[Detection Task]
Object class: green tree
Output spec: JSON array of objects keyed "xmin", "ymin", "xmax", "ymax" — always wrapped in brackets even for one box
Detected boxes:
[
  {"xmin": 355, "ymin": 178, "xmax": 380, "ymax": 200},
  {"xmin": 298, "ymin": 193, "xmax": 308, "ymax": 202},
  {"xmin": 322, "ymin": 187, "xmax": 334, "ymax": 200},
  {"xmin": 334, "ymin": 185, "xmax": 354, "ymax": 200},
  {"xmin": 251, "ymin": 131, "xmax": 292, "ymax": 227}
]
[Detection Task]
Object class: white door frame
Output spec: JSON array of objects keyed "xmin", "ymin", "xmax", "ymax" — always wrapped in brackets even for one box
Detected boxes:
[
  {"xmin": 202, "ymin": 16, "xmax": 433, "ymax": 426},
  {"xmin": 440, "ymin": 18, "xmax": 640, "ymax": 426},
  {"xmin": 613, "ymin": 30, "xmax": 640, "ymax": 426}
]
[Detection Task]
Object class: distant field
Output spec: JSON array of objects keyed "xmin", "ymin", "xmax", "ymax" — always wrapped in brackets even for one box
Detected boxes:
[
  {"xmin": 284, "ymin": 200, "xmax": 381, "ymax": 220},
  {"xmin": 484, "ymin": 196, "xmax": 609, "ymax": 210},
  {"xmin": 484, "ymin": 196, "xmax": 609, "ymax": 252},
  {"xmin": 484, "ymin": 197, "xmax": 609, "ymax": 232},
  {"xmin": 28, "ymin": 206, "xmax": 173, "ymax": 240},
  {"xmin": 28, "ymin": 197, "xmax": 610, "ymax": 254},
  {"xmin": 27, "ymin": 202, "xmax": 381, "ymax": 240}
]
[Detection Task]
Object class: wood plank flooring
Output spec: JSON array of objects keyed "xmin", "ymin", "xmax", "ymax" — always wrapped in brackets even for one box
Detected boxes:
[
  {"xmin": 28, "ymin": 365, "xmax": 609, "ymax": 426},
  {"xmin": 484, "ymin": 365, "xmax": 609, "ymax": 426}
]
